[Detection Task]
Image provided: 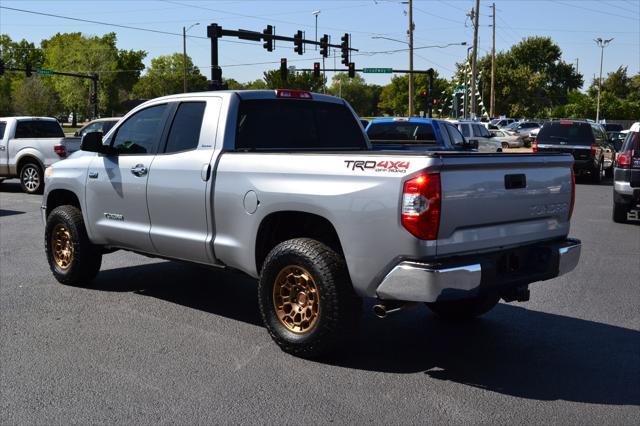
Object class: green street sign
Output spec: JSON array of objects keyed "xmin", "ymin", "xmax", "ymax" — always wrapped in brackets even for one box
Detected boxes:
[
  {"xmin": 37, "ymin": 69, "xmax": 54, "ymax": 75},
  {"xmin": 362, "ymin": 67, "xmax": 393, "ymax": 74}
]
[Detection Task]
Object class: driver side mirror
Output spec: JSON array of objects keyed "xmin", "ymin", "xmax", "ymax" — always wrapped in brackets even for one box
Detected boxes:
[{"xmin": 81, "ymin": 131, "xmax": 112, "ymax": 154}]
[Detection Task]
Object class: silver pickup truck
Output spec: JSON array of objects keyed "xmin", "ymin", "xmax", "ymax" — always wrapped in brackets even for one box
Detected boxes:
[
  {"xmin": 0, "ymin": 116, "xmax": 80, "ymax": 193},
  {"xmin": 42, "ymin": 90, "xmax": 581, "ymax": 358}
]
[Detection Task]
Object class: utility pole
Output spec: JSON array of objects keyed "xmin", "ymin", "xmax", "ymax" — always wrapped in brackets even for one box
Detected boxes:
[
  {"xmin": 408, "ymin": 0, "xmax": 415, "ymax": 117},
  {"xmin": 594, "ymin": 37, "xmax": 613, "ymax": 123},
  {"xmin": 469, "ymin": 0, "xmax": 480, "ymax": 119},
  {"xmin": 575, "ymin": 58, "xmax": 579, "ymax": 74},
  {"xmin": 490, "ymin": 2, "xmax": 496, "ymax": 118},
  {"xmin": 183, "ymin": 23, "xmax": 199, "ymax": 93}
]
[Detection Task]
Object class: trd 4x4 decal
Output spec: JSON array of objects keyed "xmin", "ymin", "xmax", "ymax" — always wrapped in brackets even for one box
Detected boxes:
[{"xmin": 344, "ymin": 160, "xmax": 410, "ymax": 173}]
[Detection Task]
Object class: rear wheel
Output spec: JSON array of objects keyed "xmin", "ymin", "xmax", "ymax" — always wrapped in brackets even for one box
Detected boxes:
[
  {"xmin": 45, "ymin": 205, "xmax": 102, "ymax": 285},
  {"xmin": 591, "ymin": 160, "xmax": 604, "ymax": 184},
  {"xmin": 501, "ymin": 142, "xmax": 509, "ymax": 150},
  {"xmin": 20, "ymin": 162, "xmax": 43, "ymax": 194},
  {"xmin": 612, "ymin": 200, "xmax": 628, "ymax": 223},
  {"xmin": 258, "ymin": 238, "xmax": 361, "ymax": 358},
  {"xmin": 426, "ymin": 292, "xmax": 500, "ymax": 321}
]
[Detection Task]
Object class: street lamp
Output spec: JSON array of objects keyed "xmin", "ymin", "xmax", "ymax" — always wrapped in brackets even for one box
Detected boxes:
[
  {"xmin": 183, "ymin": 22, "xmax": 200, "ymax": 93},
  {"xmin": 312, "ymin": 10, "xmax": 321, "ymax": 50},
  {"xmin": 594, "ymin": 37, "xmax": 613, "ymax": 123}
]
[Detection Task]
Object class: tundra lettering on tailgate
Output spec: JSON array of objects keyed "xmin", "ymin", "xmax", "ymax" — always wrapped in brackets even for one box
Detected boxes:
[{"xmin": 344, "ymin": 160, "xmax": 410, "ymax": 173}]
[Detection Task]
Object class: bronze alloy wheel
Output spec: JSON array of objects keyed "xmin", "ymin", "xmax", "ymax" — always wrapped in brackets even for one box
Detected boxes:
[
  {"xmin": 51, "ymin": 223, "xmax": 74, "ymax": 270},
  {"xmin": 272, "ymin": 265, "xmax": 320, "ymax": 334}
]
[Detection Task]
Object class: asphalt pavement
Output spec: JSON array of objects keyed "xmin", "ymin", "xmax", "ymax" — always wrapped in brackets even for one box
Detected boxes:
[{"xmin": 1, "ymin": 177, "xmax": 638, "ymax": 424}]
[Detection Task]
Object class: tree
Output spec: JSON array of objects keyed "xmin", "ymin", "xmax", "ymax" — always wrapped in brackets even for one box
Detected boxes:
[
  {"xmin": 328, "ymin": 73, "xmax": 382, "ymax": 116},
  {"xmin": 465, "ymin": 36, "xmax": 582, "ymax": 117},
  {"xmin": 0, "ymin": 35, "xmax": 45, "ymax": 115},
  {"xmin": 377, "ymin": 71, "xmax": 449, "ymax": 116},
  {"xmin": 132, "ymin": 53, "xmax": 207, "ymax": 98},
  {"xmin": 12, "ymin": 76, "xmax": 60, "ymax": 116},
  {"xmin": 262, "ymin": 69, "xmax": 325, "ymax": 92}
]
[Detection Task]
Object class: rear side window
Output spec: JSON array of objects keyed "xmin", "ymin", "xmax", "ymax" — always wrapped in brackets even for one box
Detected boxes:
[
  {"xmin": 0, "ymin": 122, "xmax": 6, "ymax": 139},
  {"xmin": 446, "ymin": 123, "xmax": 465, "ymax": 145},
  {"xmin": 367, "ymin": 122, "xmax": 436, "ymax": 142},
  {"xmin": 14, "ymin": 120, "xmax": 64, "ymax": 138},
  {"xmin": 236, "ymin": 99, "xmax": 366, "ymax": 150},
  {"xmin": 537, "ymin": 122, "xmax": 594, "ymax": 145},
  {"xmin": 164, "ymin": 102, "xmax": 206, "ymax": 153},
  {"xmin": 622, "ymin": 132, "xmax": 639, "ymax": 154},
  {"xmin": 459, "ymin": 124, "xmax": 470, "ymax": 137}
]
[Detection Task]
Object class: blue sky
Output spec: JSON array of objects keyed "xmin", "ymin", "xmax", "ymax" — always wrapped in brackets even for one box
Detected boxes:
[{"xmin": 1, "ymin": 0, "xmax": 638, "ymax": 88}]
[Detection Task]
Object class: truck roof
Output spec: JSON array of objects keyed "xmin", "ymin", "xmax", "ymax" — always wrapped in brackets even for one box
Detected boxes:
[
  {"xmin": 0, "ymin": 116, "xmax": 59, "ymax": 122},
  {"xmin": 148, "ymin": 90, "xmax": 344, "ymax": 105},
  {"xmin": 369, "ymin": 117, "xmax": 444, "ymax": 125}
]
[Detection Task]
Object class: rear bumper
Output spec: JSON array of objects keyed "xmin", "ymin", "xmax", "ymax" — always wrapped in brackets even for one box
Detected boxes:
[{"xmin": 376, "ymin": 238, "xmax": 581, "ymax": 303}]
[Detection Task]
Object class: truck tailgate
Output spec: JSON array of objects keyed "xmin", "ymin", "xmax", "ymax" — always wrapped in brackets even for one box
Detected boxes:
[{"xmin": 437, "ymin": 153, "xmax": 574, "ymax": 257}]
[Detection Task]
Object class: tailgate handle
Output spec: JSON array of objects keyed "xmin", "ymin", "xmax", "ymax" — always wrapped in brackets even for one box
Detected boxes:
[{"xmin": 505, "ymin": 174, "xmax": 526, "ymax": 189}]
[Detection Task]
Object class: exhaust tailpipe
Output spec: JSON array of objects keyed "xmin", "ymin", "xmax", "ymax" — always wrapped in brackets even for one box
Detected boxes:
[{"xmin": 372, "ymin": 301, "xmax": 414, "ymax": 319}]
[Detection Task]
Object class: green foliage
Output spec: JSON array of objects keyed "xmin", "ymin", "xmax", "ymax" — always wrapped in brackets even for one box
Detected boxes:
[
  {"xmin": 377, "ymin": 71, "xmax": 449, "ymax": 116},
  {"xmin": 132, "ymin": 53, "xmax": 207, "ymax": 98},
  {"xmin": 12, "ymin": 76, "xmax": 60, "ymax": 116},
  {"xmin": 262, "ymin": 69, "xmax": 325, "ymax": 91},
  {"xmin": 0, "ymin": 35, "xmax": 45, "ymax": 115},
  {"xmin": 328, "ymin": 73, "xmax": 382, "ymax": 116},
  {"xmin": 468, "ymin": 36, "xmax": 582, "ymax": 117}
]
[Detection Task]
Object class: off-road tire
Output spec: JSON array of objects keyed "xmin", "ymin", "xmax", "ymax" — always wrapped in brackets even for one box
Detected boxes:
[
  {"xmin": 612, "ymin": 201, "xmax": 628, "ymax": 223},
  {"xmin": 45, "ymin": 205, "xmax": 102, "ymax": 286},
  {"xmin": 258, "ymin": 238, "xmax": 362, "ymax": 358},
  {"xmin": 20, "ymin": 162, "xmax": 44, "ymax": 194},
  {"xmin": 426, "ymin": 292, "xmax": 500, "ymax": 321}
]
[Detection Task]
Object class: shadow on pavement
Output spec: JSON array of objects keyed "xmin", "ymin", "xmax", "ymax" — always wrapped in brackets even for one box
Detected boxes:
[
  {"xmin": 0, "ymin": 209, "xmax": 26, "ymax": 217},
  {"xmin": 0, "ymin": 181, "xmax": 25, "ymax": 193},
  {"xmin": 90, "ymin": 260, "xmax": 639, "ymax": 406}
]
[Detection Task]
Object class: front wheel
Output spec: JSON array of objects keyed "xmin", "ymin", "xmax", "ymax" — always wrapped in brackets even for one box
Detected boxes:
[
  {"xmin": 258, "ymin": 238, "xmax": 361, "ymax": 358},
  {"xmin": 426, "ymin": 292, "xmax": 500, "ymax": 321},
  {"xmin": 45, "ymin": 205, "xmax": 102, "ymax": 286},
  {"xmin": 20, "ymin": 162, "xmax": 43, "ymax": 194}
]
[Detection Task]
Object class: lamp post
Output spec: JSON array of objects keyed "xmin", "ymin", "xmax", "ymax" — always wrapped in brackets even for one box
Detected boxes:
[
  {"xmin": 183, "ymin": 22, "xmax": 200, "ymax": 93},
  {"xmin": 594, "ymin": 37, "xmax": 613, "ymax": 123},
  {"xmin": 312, "ymin": 10, "xmax": 321, "ymax": 50}
]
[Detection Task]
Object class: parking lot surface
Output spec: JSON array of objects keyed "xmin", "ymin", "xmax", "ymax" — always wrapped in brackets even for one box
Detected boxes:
[{"xmin": 1, "ymin": 178, "xmax": 638, "ymax": 424}]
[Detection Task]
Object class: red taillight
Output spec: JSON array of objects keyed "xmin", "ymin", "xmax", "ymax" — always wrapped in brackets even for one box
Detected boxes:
[
  {"xmin": 532, "ymin": 141, "xmax": 538, "ymax": 152},
  {"xmin": 275, "ymin": 89, "xmax": 312, "ymax": 99},
  {"xmin": 616, "ymin": 151, "xmax": 632, "ymax": 168},
  {"xmin": 54, "ymin": 144, "xmax": 67, "ymax": 158},
  {"xmin": 569, "ymin": 168, "xmax": 575, "ymax": 221},
  {"xmin": 401, "ymin": 173, "xmax": 441, "ymax": 240},
  {"xmin": 590, "ymin": 143, "xmax": 598, "ymax": 156}
]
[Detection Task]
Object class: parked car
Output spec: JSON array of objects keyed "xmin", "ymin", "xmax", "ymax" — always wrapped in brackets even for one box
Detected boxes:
[
  {"xmin": 504, "ymin": 121, "xmax": 541, "ymax": 146},
  {"xmin": 42, "ymin": 89, "xmax": 580, "ymax": 358},
  {"xmin": 73, "ymin": 118, "xmax": 120, "ymax": 138},
  {"xmin": 452, "ymin": 120, "xmax": 502, "ymax": 152},
  {"xmin": 608, "ymin": 131, "xmax": 627, "ymax": 152},
  {"xmin": 490, "ymin": 129, "xmax": 524, "ymax": 149},
  {"xmin": 487, "ymin": 118, "xmax": 517, "ymax": 130},
  {"xmin": 533, "ymin": 120, "xmax": 614, "ymax": 183},
  {"xmin": 365, "ymin": 117, "xmax": 478, "ymax": 151},
  {"xmin": 0, "ymin": 117, "xmax": 81, "ymax": 193},
  {"xmin": 612, "ymin": 130, "xmax": 640, "ymax": 223}
]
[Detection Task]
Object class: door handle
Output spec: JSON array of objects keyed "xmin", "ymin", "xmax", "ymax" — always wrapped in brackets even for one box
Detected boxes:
[
  {"xmin": 130, "ymin": 164, "xmax": 147, "ymax": 177},
  {"xmin": 0, "ymin": 146, "xmax": 6, "ymax": 151}
]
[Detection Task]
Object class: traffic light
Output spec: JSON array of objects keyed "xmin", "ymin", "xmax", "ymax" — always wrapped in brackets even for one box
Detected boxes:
[
  {"xmin": 280, "ymin": 58, "xmax": 288, "ymax": 83},
  {"xmin": 319, "ymin": 34, "xmax": 329, "ymax": 58},
  {"xmin": 262, "ymin": 25, "xmax": 273, "ymax": 52},
  {"xmin": 25, "ymin": 63, "xmax": 32, "ymax": 77},
  {"xmin": 340, "ymin": 33, "xmax": 349, "ymax": 66},
  {"xmin": 313, "ymin": 62, "xmax": 321, "ymax": 78},
  {"xmin": 0, "ymin": 59, "xmax": 4, "ymax": 76},
  {"xmin": 90, "ymin": 92, "xmax": 97, "ymax": 104},
  {"xmin": 420, "ymin": 90, "xmax": 428, "ymax": 98},
  {"xmin": 293, "ymin": 30, "xmax": 303, "ymax": 55},
  {"xmin": 348, "ymin": 62, "xmax": 355, "ymax": 78}
]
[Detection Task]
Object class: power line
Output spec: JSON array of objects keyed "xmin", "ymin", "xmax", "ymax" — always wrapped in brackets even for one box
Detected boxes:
[{"xmin": 555, "ymin": 0, "xmax": 639, "ymax": 21}]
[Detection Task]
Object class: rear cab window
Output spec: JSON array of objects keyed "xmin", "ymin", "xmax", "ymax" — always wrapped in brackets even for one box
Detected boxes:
[
  {"xmin": 0, "ymin": 122, "xmax": 6, "ymax": 139},
  {"xmin": 14, "ymin": 120, "xmax": 64, "ymax": 138},
  {"xmin": 537, "ymin": 122, "xmax": 594, "ymax": 145},
  {"xmin": 367, "ymin": 122, "xmax": 437, "ymax": 142},
  {"xmin": 236, "ymin": 99, "xmax": 366, "ymax": 151}
]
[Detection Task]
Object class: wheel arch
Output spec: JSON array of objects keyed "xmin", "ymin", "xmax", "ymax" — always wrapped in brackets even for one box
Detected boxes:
[
  {"xmin": 46, "ymin": 189, "xmax": 81, "ymax": 218},
  {"xmin": 255, "ymin": 211, "xmax": 344, "ymax": 274},
  {"xmin": 16, "ymin": 154, "xmax": 45, "ymax": 176}
]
